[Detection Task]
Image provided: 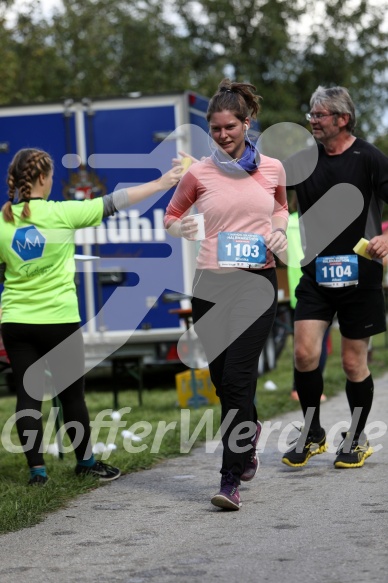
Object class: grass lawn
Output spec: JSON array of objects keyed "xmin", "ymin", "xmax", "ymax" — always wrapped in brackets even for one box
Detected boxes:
[{"xmin": 0, "ymin": 329, "xmax": 386, "ymax": 535}]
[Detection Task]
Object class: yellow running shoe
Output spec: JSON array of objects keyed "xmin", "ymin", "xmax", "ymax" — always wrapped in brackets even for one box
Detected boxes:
[
  {"xmin": 282, "ymin": 426, "xmax": 327, "ymax": 467},
  {"xmin": 334, "ymin": 432, "xmax": 373, "ymax": 469}
]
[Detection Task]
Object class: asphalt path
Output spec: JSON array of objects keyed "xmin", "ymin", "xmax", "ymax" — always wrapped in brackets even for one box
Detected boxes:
[{"xmin": 0, "ymin": 373, "xmax": 387, "ymax": 583}]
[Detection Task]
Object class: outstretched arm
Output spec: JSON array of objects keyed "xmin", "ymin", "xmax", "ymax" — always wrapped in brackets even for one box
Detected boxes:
[{"xmin": 117, "ymin": 166, "xmax": 183, "ymax": 207}]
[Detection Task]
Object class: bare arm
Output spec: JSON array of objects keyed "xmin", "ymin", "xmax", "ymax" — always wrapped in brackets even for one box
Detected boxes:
[
  {"xmin": 122, "ymin": 166, "xmax": 183, "ymax": 206},
  {"xmin": 266, "ymin": 178, "xmax": 289, "ymax": 257}
]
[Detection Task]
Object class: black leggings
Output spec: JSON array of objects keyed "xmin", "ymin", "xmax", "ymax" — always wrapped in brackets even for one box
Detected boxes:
[
  {"xmin": 1, "ymin": 322, "xmax": 92, "ymax": 468},
  {"xmin": 191, "ymin": 268, "xmax": 277, "ymax": 483}
]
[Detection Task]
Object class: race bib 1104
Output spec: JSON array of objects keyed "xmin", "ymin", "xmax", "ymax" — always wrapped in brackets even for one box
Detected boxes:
[{"xmin": 316, "ymin": 255, "xmax": 358, "ymax": 287}]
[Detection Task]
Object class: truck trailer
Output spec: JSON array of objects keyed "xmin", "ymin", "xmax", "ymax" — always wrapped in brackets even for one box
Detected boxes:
[{"xmin": 0, "ymin": 92, "xmax": 288, "ymax": 385}]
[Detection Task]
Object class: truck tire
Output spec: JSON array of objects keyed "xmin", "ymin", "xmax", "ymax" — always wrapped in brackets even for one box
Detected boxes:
[
  {"xmin": 272, "ymin": 304, "xmax": 293, "ymax": 359},
  {"xmin": 258, "ymin": 352, "xmax": 266, "ymax": 376},
  {"xmin": 257, "ymin": 331, "xmax": 276, "ymax": 377},
  {"xmin": 264, "ymin": 332, "xmax": 276, "ymax": 371}
]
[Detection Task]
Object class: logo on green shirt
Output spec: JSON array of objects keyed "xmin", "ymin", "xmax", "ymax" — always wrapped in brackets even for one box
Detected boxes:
[{"xmin": 12, "ymin": 226, "xmax": 46, "ymax": 261}]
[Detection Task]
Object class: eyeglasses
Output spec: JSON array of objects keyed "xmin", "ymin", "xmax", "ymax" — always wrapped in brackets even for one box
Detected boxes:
[{"xmin": 305, "ymin": 112, "xmax": 338, "ymax": 121}]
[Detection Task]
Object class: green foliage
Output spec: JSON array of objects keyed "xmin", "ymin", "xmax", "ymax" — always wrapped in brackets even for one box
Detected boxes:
[
  {"xmin": 373, "ymin": 136, "xmax": 388, "ymax": 220},
  {"xmin": 172, "ymin": 0, "xmax": 388, "ymax": 135},
  {"xmin": 374, "ymin": 134, "xmax": 388, "ymax": 157},
  {"xmin": 48, "ymin": 0, "xmax": 192, "ymax": 98},
  {"xmin": 0, "ymin": 0, "xmax": 193, "ymax": 103},
  {"xmin": 293, "ymin": 0, "xmax": 388, "ymax": 137},
  {"xmin": 173, "ymin": 0, "xmax": 305, "ymax": 127},
  {"xmin": 0, "ymin": 0, "xmax": 387, "ymax": 138}
]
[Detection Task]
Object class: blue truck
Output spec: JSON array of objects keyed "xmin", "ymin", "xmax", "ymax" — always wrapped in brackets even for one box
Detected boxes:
[{"xmin": 0, "ymin": 92, "xmax": 288, "ymax": 383}]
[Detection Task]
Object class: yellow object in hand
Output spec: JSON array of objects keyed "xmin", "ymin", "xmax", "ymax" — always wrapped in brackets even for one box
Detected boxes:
[
  {"xmin": 181, "ymin": 157, "xmax": 193, "ymax": 174},
  {"xmin": 353, "ymin": 238, "xmax": 372, "ymax": 260}
]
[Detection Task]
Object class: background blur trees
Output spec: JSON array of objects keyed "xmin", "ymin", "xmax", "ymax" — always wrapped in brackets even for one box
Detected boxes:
[{"xmin": 0, "ymin": 0, "xmax": 387, "ymax": 138}]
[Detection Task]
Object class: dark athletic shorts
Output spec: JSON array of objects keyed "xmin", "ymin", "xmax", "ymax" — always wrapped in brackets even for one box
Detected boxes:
[{"xmin": 294, "ymin": 275, "xmax": 386, "ymax": 340}]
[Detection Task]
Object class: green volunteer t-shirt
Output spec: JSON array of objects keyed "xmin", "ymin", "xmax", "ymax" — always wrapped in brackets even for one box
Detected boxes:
[
  {"xmin": 0, "ymin": 198, "xmax": 103, "ymax": 324},
  {"xmin": 286, "ymin": 212, "xmax": 303, "ymax": 310}
]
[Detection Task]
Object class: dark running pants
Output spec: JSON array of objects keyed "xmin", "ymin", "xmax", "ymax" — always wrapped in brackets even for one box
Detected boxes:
[
  {"xmin": 191, "ymin": 268, "xmax": 277, "ymax": 483},
  {"xmin": 1, "ymin": 322, "xmax": 93, "ymax": 468}
]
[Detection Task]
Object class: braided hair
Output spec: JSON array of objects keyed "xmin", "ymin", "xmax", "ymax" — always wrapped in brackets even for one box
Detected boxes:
[
  {"xmin": 206, "ymin": 78, "xmax": 262, "ymax": 123},
  {"xmin": 2, "ymin": 148, "xmax": 53, "ymax": 223}
]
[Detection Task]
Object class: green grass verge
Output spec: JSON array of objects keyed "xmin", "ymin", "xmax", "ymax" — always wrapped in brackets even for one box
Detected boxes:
[{"xmin": 0, "ymin": 329, "xmax": 386, "ymax": 535}]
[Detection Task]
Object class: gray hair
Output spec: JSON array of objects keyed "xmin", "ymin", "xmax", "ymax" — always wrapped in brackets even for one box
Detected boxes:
[{"xmin": 310, "ymin": 86, "xmax": 356, "ymax": 132}]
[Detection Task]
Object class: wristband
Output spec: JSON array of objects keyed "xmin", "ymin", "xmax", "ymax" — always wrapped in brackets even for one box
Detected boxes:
[{"xmin": 272, "ymin": 228, "xmax": 287, "ymax": 238}]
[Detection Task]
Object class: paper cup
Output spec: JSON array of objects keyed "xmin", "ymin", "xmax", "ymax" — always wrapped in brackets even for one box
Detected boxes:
[{"xmin": 191, "ymin": 213, "xmax": 205, "ymax": 240}]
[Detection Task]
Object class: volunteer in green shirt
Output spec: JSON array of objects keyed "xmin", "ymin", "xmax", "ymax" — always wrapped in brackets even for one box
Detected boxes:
[{"xmin": 0, "ymin": 147, "xmax": 181, "ymax": 485}]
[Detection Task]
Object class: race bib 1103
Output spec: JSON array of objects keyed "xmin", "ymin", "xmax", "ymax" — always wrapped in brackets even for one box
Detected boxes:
[{"xmin": 218, "ymin": 232, "xmax": 266, "ymax": 268}]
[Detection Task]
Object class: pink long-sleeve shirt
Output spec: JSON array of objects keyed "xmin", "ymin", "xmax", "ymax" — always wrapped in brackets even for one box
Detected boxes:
[{"xmin": 164, "ymin": 155, "xmax": 288, "ymax": 271}]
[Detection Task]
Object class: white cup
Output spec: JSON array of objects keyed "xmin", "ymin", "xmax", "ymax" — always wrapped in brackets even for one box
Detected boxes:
[{"xmin": 191, "ymin": 213, "xmax": 205, "ymax": 240}]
